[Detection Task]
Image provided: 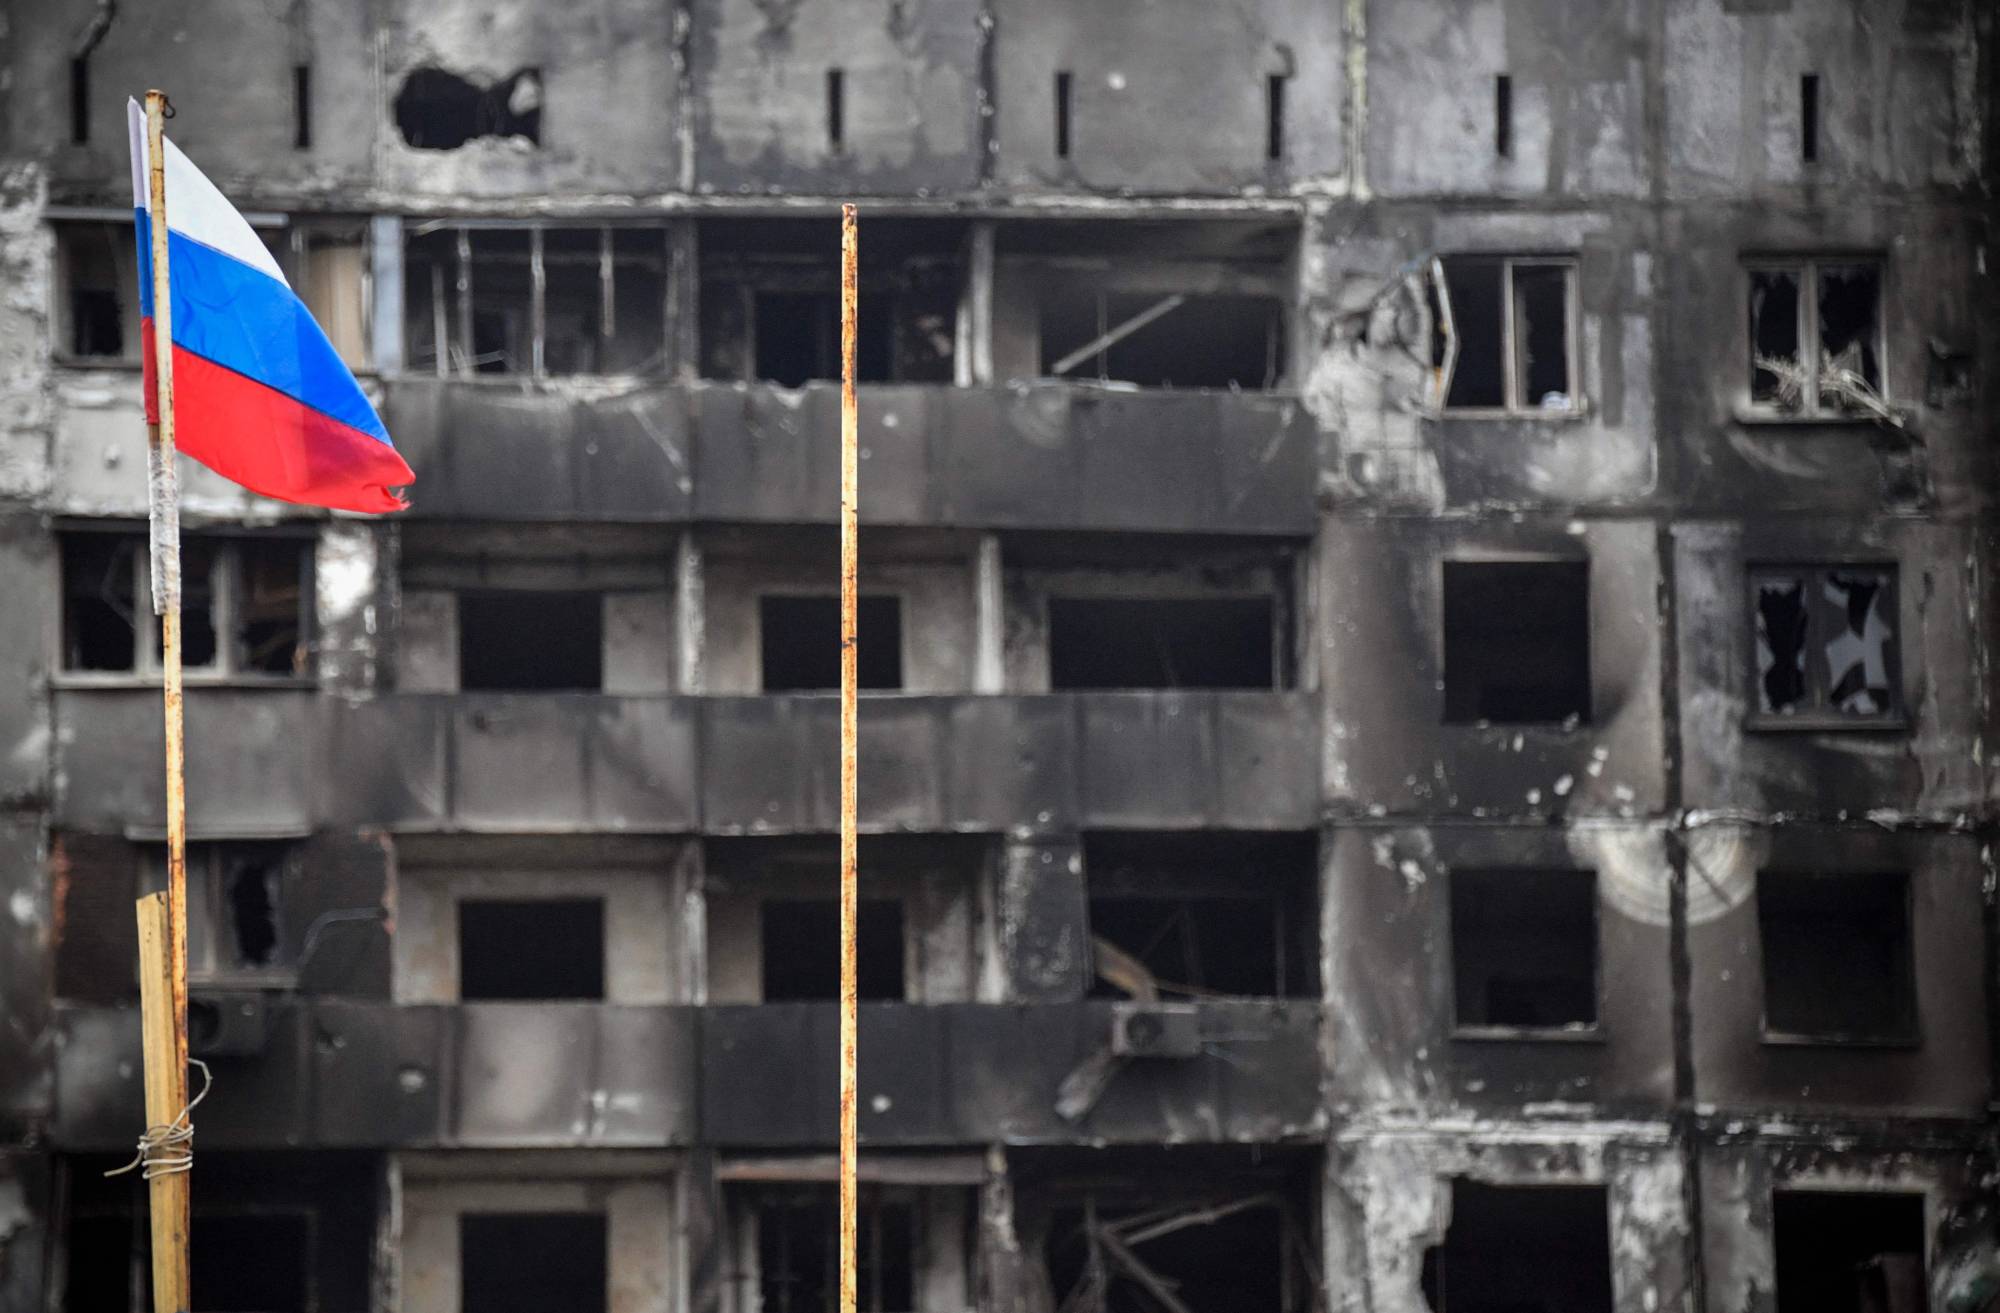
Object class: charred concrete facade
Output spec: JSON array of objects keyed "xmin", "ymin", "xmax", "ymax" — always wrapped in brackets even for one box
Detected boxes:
[{"xmin": 0, "ymin": 2, "xmax": 1996, "ymax": 1311}]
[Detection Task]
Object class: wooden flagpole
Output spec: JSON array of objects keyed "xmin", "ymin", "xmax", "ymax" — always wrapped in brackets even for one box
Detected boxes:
[
  {"xmin": 838, "ymin": 203, "xmax": 860, "ymax": 1313},
  {"xmin": 141, "ymin": 87, "xmax": 193, "ymax": 1313}
]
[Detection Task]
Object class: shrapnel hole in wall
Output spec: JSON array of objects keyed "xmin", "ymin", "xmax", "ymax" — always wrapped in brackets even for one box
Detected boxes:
[
  {"xmin": 1422, "ymin": 1182, "xmax": 1613, "ymax": 1313},
  {"xmin": 458, "ymin": 898, "xmax": 606, "ymax": 1000},
  {"xmin": 1047, "ymin": 596, "xmax": 1278, "ymax": 689},
  {"xmin": 460, "ymin": 1213, "xmax": 607, "ymax": 1313},
  {"xmin": 1441, "ymin": 560, "xmax": 1591, "ymax": 725},
  {"xmin": 1773, "ymin": 1191, "xmax": 1926, "ymax": 1313},
  {"xmin": 760, "ymin": 594, "xmax": 904, "ymax": 691},
  {"xmin": 457, "ymin": 590, "xmax": 604, "ymax": 691},
  {"xmin": 1757, "ymin": 870, "xmax": 1916, "ymax": 1042},
  {"xmin": 1450, "ymin": 869, "xmax": 1598, "ymax": 1030},
  {"xmin": 761, "ymin": 898, "xmax": 905, "ymax": 1001},
  {"xmin": 394, "ymin": 67, "xmax": 542, "ymax": 149}
]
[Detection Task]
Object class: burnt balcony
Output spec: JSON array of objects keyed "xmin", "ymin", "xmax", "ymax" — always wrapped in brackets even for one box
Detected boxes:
[{"xmin": 384, "ymin": 380, "xmax": 1317, "ymax": 535}]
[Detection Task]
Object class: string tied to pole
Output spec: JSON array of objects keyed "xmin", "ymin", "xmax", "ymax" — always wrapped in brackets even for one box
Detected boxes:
[{"xmin": 105, "ymin": 1058, "xmax": 210, "ymax": 1182}]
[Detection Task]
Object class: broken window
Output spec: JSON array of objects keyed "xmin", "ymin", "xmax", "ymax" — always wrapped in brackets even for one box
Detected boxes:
[
  {"xmin": 142, "ymin": 843, "xmax": 295, "ymax": 984},
  {"xmin": 461, "ymin": 1213, "xmax": 607, "ymax": 1313},
  {"xmin": 760, "ymin": 594, "xmax": 903, "ymax": 692},
  {"xmin": 1450, "ymin": 869, "xmax": 1598, "ymax": 1032},
  {"xmin": 1773, "ymin": 1191, "xmax": 1926, "ymax": 1313},
  {"xmin": 1432, "ymin": 256, "xmax": 1578, "ymax": 413},
  {"xmin": 395, "ymin": 67, "xmax": 542, "ymax": 149},
  {"xmin": 762, "ymin": 898, "xmax": 906, "ymax": 1001},
  {"xmin": 192, "ymin": 1213, "xmax": 310, "ymax": 1313},
  {"xmin": 405, "ymin": 224, "xmax": 669, "ymax": 376},
  {"xmin": 59, "ymin": 530, "xmax": 313, "ymax": 679},
  {"xmin": 56, "ymin": 221, "xmax": 139, "ymax": 361},
  {"xmin": 1750, "ymin": 565, "xmax": 1899, "ymax": 724},
  {"xmin": 457, "ymin": 590, "xmax": 605, "ymax": 691},
  {"xmin": 1085, "ymin": 832, "xmax": 1317, "ymax": 1000},
  {"xmin": 459, "ymin": 898, "xmax": 606, "ymax": 1000},
  {"xmin": 745, "ymin": 1185, "xmax": 915, "ymax": 1313},
  {"xmin": 1422, "ymin": 1182, "xmax": 1613, "ymax": 1313},
  {"xmin": 1758, "ymin": 871, "xmax": 1916, "ymax": 1043},
  {"xmin": 1747, "ymin": 260, "xmax": 1884, "ymax": 416},
  {"xmin": 1441, "ymin": 560, "xmax": 1591, "ymax": 725},
  {"xmin": 699, "ymin": 217, "xmax": 962, "ymax": 385},
  {"xmin": 1048, "ymin": 597, "xmax": 1279, "ymax": 690}
]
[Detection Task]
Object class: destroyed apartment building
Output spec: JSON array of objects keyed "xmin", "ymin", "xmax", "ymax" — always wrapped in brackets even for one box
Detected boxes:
[{"xmin": 0, "ymin": 1, "xmax": 1996, "ymax": 1311}]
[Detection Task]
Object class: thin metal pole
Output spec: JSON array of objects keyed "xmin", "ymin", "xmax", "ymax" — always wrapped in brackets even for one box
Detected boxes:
[
  {"xmin": 142, "ymin": 86, "xmax": 192, "ymax": 1313},
  {"xmin": 838, "ymin": 202, "xmax": 860, "ymax": 1313}
]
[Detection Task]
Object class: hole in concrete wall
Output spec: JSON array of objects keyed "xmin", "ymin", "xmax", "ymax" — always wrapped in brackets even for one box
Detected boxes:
[
  {"xmin": 61, "ymin": 533, "xmax": 139, "ymax": 670},
  {"xmin": 1267, "ymin": 74, "xmax": 1287, "ymax": 162},
  {"xmin": 1055, "ymin": 71, "xmax": 1073, "ymax": 159},
  {"xmin": 760, "ymin": 594, "xmax": 903, "ymax": 691},
  {"xmin": 1495, "ymin": 75, "xmax": 1512, "ymax": 158},
  {"xmin": 1450, "ymin": 869, "xmax": 1597, "ymax": 1030},
  {"xmin": 457, "ymin": 591, "xmax": 604, "ymax": 691},
  {"xmin": 461, "ymin": 1213, "xmax": 607, "ymax": 1313},
  {"xmin": 1773, "ymin": 1191, "xmax": 1926, "ymax": 1313},
  {"xmin": 394, "ymin": 67, "xmax": 542, "ymax": 150},
  {"xmin": 63, "ymin": 1213, "xmax": 135, "ymax": 1309},
  {"xmin": 1048, "ymin": 596, "xmax": 1277, "ymax": 689},
  {"xmin": 827, "ymin": 68, "xmax": 845, "ymax": 152},
  {"xmin": 226, "ymin": 856, "xmax": 280, "ymax": 968},
  {"xmin": 761, "ymin": 898, "xmax": 905, "ymax": 1001},
  {"xmin": 1801, "ymin": 74, "xmax": 1820, "ymax": 163},
  {"xmin": 1441, "ymin": 560, "xmax": 1591, "ymax": 725},
  {"xmin": 1085, "ymin": 832, "xmax": 1318, "ymax": 999},
  {"xmin": 192, "ymin": 1213, "xmax": 309, "ymax": 1312},
  {"xmin": 459, "ymin": 899, "xmax": 605, "ymax": 1000},
  {"xmin": 294, "ymin": 64, "xmax": 313, "ymax": 150},
  {"xmin": 1423, "ymin": 1182, "xmax": 1612, "ymax": 1313},
  {"xmin": 751, "ymin": 1186, "xmax": 915, "ymax": 1313},
  {"xmin": 70, "ymin": 57, "xmax": 90, "ymax": 145},
  {"xmin": 1751, "ymin": 565, "xmax": 1898, "ymax": 721},
  {"xmin": 1758, "ymin": 871, "xmax": 1915, "ymax": 1042}
]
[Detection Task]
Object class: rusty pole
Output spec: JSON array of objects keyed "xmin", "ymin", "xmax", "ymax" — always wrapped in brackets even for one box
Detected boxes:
[{"xmin": 838, "ymin": 202, "xmax": 860, "ymax": 1313}]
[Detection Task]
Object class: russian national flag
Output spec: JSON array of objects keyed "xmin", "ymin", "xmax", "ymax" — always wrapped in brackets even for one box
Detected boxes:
[{"xmin": 128, "ymin": 100, "xmax": 413, "ymax": 513}]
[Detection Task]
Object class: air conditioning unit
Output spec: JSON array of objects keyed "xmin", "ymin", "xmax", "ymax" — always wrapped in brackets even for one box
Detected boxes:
[
  {"xmin": 187, "ymin": 991, "xmax": 269, "ymax": 1058},
  {"xmin": 1109, "ymin": 1003, "xmax": 1200, "ymax": 1058}
]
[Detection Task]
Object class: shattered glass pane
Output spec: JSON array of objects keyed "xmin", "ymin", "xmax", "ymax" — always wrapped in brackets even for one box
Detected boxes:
[
  {"xmin": 1816, "ymin": 263, "xmax": 1882, "ymax": 401},
  {"xmin": 1820, "ymin": 569, "xmax": 1895, "ymax": 716},
  {"xmin": 1749, "ymin": 269, "xmax": 1802, "ymax": 405},
  {"xmin": 1754, "ymin": 574, "xmax": 1809, "ymax": 714}
]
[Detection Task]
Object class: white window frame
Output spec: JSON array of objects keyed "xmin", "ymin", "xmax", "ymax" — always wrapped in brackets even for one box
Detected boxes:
[
  {"xmin": 1432, "ymin": 255, "xmax": 1583, "ymax": 417},
  {"xmin": 1743, "ymin": 257, "xmax": 1889, "ymax": 418}
]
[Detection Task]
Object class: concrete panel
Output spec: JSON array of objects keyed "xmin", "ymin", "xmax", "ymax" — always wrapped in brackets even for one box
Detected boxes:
[{"xmin": 0, "ymin": 517, "xmax": 53, "ymax": 809}]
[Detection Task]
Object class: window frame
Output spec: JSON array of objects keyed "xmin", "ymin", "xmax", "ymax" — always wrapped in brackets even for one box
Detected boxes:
[
  {"xmin": 1432, "ymin": 254, "xmax": 1584, "ymax": 418},
  {"xmin": 55, "ymin": 526, "xmax": 318, "ymax": 688},
  {"xmin": 1745, "ymin": 560, "xmax": 1903, "ymax": 731},
  {"xmin": 1741, "ymin": 255, "xmax": 1889, "ymax": 420}
]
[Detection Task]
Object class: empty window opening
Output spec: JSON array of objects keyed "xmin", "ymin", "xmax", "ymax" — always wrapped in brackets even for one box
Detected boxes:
[
  {"xmin": 461, "ymin": 1213, "xmax": 607, "ymax": 1313},
  {"xmin": 63, "ymin": 1213, "xmax": 135, "ymax": 1310},
  {"xmin": 1055, "ymin": 71, "xmax": 1073, "ymax": 159},
  {"xmin": 394, "ymin": 66, "xmax": 541, "ymax": 150},
  {"xmin": 1038, "ymin": 288, "xmax": 1285, "ymax": 389},
  {"xmin": 1048, "ymin": 596, "xmax": 1278, "ymax": 689},
  {"xmin": 1267, "ymin": 74, "xmax": 1287, "ymax": 162},
  {"xmin": 1751, "ymin": 565, "xmax": 1898, "ymax": 722},
  {"xmin": 1747, "ymin": 260, "xmax": 1883, "ymax": 415},
  {"xmin": 1434, "ymin": 257, "xmax": 1577, "ymax": 412},
  {"xmin": 760, "ymin": 594, "xmax": 903, "ymax": 692},
  {"xmin": 826, "ymin": 68, "xmax": 845, "ymax": 152},
  {"xmin": 753, "ymin": 1186, "xmax": 913, "ymax": 1313},
  {"xmin": 226, "ymin": 857, "xmax": 280, "ymax": 968},
  {"xmin": 1046, "ymin": 1188, "xmax": 1314, "ymax": 1313},
  {"xmin": 699, "ymin": 217, "xmax": 963, "ymax": 385},
  {"xmin": 1450, "ymin": 869, "xmax": 1598, "ymax": 1031},
  {"xmin": 60, "ymin": 532, "xmax": 310, "ymax": 677},
  {"xmin": 293, "ymin": 64, "xmax": 313, "ymax": 149},
  {"xmin": 59, "ymin": 222, "xmax": 137, "ymax": 360},
  {"xmin": 459, "ymin": 899, "xmax": 605, "ymax": 1000},
  {"xmin": 1758, "ymin": 871, "xmax": 1915, "ymax": 1042},
  {"xmin": 192, "ymin": 1213, "xmax": 309, "ymax": 1313},
  {"xmin": 762, "ymin": 898, "xmax": 904, "ymax": 1001},
  {"xmin": 457, "ymin": 591, "xmax": 603, "ymax": 691},
  {"xmin": 1801, "ymin": 75, "xmax": 1820, "ymax": 163},
  {"xmin": 70, "ymin": 57, "xmax": 90, "ymax": 145},
  {"xmin": 1773, "ymin": 1191, "xmax": 1925, "ymax": 1313},
  {"xmin": 1441, "ymin": 560, "xmax": 1591, "ymax": 725},
  {"xmin": 1495, "ymin": 75, "xmax": 1513, "ymax": 158},
  {"xmin": 1422, "ymin": 1182, "xmax": 1613, "ymax": 1313}
]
